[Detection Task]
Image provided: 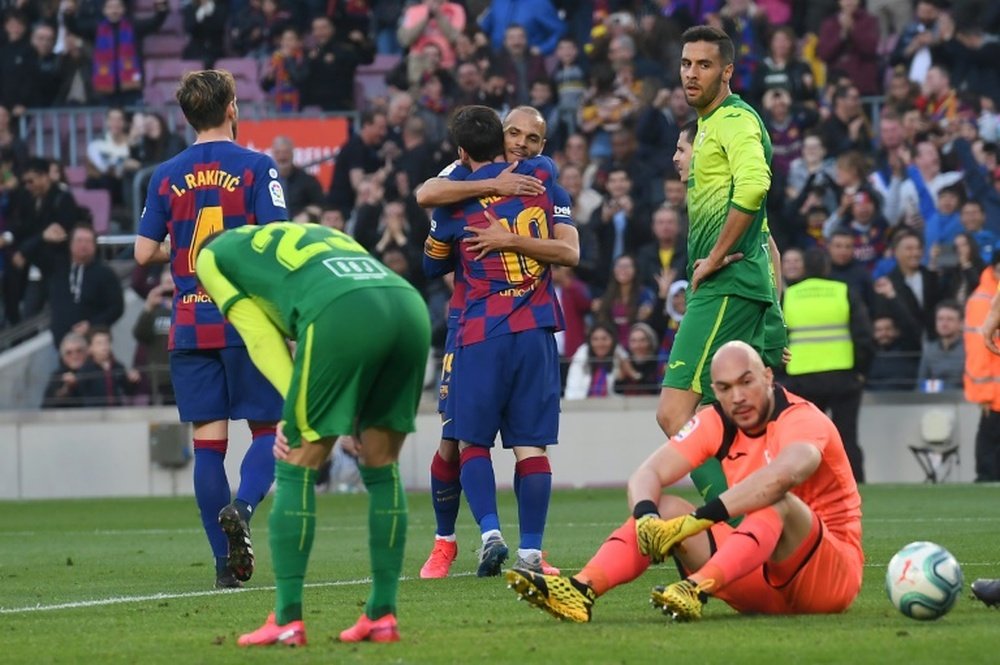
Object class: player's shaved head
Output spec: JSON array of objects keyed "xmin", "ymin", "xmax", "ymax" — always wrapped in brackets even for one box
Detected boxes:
[
  {"xmin": 503, "ymin": 106, "xmax": 547, "ymax": 160},
  {"xmin": 711, "ymin": 341, "xmax": 774, "ymax": 434}
]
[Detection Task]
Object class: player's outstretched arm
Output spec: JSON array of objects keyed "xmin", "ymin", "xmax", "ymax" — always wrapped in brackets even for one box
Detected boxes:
[
  {"xmin": 464, "ymin": 210, "xmax": 580, "ymax": 266},
  {"xmin": 414, "ymin": 163, "xmax": 544, "ymax": 208}
]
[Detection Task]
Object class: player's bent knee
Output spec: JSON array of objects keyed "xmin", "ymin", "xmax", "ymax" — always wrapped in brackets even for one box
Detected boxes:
[
  {"xmin": 512, "ymin": 445, "xmax": 547, "ymax": 462},
  {"xmin": 286, "ymin": 438, "xmax": 336, "ymax": 469},
  {"xmin": 657, "ymin": 494, "xmax": 697, "ymax": 518},
  {"xmin": 438, "ymin": 438, "xmax": 459, "ymax": 461}
]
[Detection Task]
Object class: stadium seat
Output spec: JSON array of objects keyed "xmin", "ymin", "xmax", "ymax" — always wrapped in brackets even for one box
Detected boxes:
[
  {"xmin": 72, "ymin": 187, "xmax": 112, "ymax": 235},
  {"xmin": 909, "ymin": 408, "xmax": 960, "ymax": 483},
  {"xmin": 64, "ymin": 165, "xmax": 87, "ymax": 187},
  {"xmin": 143, "ymin": 34, "xmax": 185, "ymax": 59},
  {"xmin": 213, "ymin": 58, "xmax": 265, "ymax": 103}
]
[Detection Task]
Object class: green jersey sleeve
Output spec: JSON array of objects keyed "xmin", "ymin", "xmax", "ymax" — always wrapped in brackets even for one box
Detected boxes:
[{"xmin": 716, "ymin": 107, "xmax": 771, "ymax": 215}]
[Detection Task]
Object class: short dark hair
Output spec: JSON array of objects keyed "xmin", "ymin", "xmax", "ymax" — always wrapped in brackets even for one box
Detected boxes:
[
  {"xmin": 680, "ymin": 120, "xmax": 698, "ymax": 144},
  {"xmin": 893, "ymin": 228, "xmax": 923, "ymax": 249},
  {"xmin": 803, "ymin": 247, "xmax": 830, "ymax": 278},
  {"xmin": 938, "ymin": 183, "xmax": 966, "ymax": 204},
  {"xmin": 360, "ymin": 108, "xmax": 386, "ymax": 128},
  {"xmin": 963, "ymin": 199, "xmax": 985, "ymax": 212},
  {"xmin": 24, "ymin": 157, "xmax": 50, "ymax": 175},
  {"xmin": 935, "ymin": 299, "xmax": 963, "ymax": 317},
  {"xmin": 681, "ymin": 25, "xmax": 734, "ymax": 65},
  {"xmin": 177, "ymin": 70, "xmax": 236, "ymax": 132},
  {"xmin": 448, "ymin": 105, "xmax": 504, "ymax": 163}
]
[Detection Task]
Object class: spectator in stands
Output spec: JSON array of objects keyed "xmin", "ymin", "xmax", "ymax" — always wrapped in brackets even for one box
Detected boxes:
[
  {"xmin": 562, "ymin": 132, "xmax": 598, "ymax": 191},
  {"xmin": 55, "ymin": 31, "xmax": 93, "ymax": 106},
  {"xmin": 0, "ymin": 105, "xmax": 28, "ymax": 177},
  {"xmin": 28, "ymin": 22, "xmax": 63, "ymax": 108},
  {"xmin": 132, "ymin": 267, "xmax": 174, "ymax": 405},
  {"xmin": 890, "ymin": 0, "xmax": 944, "ymax": 81},
  {"xmin": 258, "ymin": 0, "xmax": 293, "ymax": 52},
  {"xmin": 452, "ymin": 61, "xmax": 484, "ymax": 107},
  {"xmin": 633, "ymin": 86, "xmax": 679, "ymax": 188},
  {"xmin": 319, "ymin": 207, "xmax": 346, "ymax": 231},
  {"xmin": 878, "ymin": 229, "xmax": 944, "ymax": 340},
  {"xmin": 941, "ymin": 232, "xmax": 985, "ymax": 305},
  {"xmin": 870, "ymin": 112, "xmax": 906, "ymax": 212},
  {"xmin": 781, "ymin": 246, "xmax": 806, "ymax": 286},
  {"xmin": 578, "ymin": 64, "xmax": 637, "ymax": 161},
  {"xmin": 46, "ymin": 223, "xmax": 123, "ymax": 347},
  {"xmin": 917, "ymin": 64, "xmax": 960, "ymax": 126},
  {"xmin": 261, "ymin": 27, "xmax": 307, "ymax": 112},
  {"xmin": 594, "ymin": 253, "xmax": 654, "ymax": 346},
  {"xmin": 301, "ymin": 14, "xmax": 373, "ymax": 111},
  {"xmin": 819, "ymin": 84, "xmax": 873, "ymax": 158},
  {"xmin": 590, "ymin": 168, "xmax": 650, "ymax": 292},
  {"xmin": 614, "ymin": 321, "xmax": 660, "ymax": 395},
  {"xmin": 936, "ymin": 19, "xmax": 1000, "ymax": 107},
  {"xmin": 960, "ymin": 200, "xmax": 998, "ymax": 264},
  {"xmin": 326, "ymin": 109, "xmax": 388, "ymax": 215},
  {"xmin": 369, "ymin": 198, "xmax": 423, "ymax": 271},
  {"xmin": 564, "ymin": 322, "xmax": 622, "ymax": 399},
  {"xmin": 183, "ymin": 0, "xmax": 228, "ymax": 68},
  {"xmin": 597, "ymin": 128, "xmax": 656, "ymax": 207},
  {"xmin": 662, "ymin": 172, "xmax": 689, "ymax": 228},
  {"xmin": 715, "ymin": 0, "xmax": 769, "ymax": 94},
  {"xmin": 748, "ymin": 25, "xmax": 815, "ymax": 109},
  {"xmin": 122, "ymin": 112, "xmax": 186, "ymax": 219},
  {"xmin": 0, "ymin": 10, "xmax": 32, "ymax": 115},
  {"xmin": 479, "ymin": 0, "xmax": 564, "ymax": 56},
  {"xmin": 552, "ymin": 264, "xmax": 591, "ymax": 384},
  {"xmin": 786, "ymin": 133, "xmax": 838, "ymax": 221},
  {"xmin": 763, "ymin": 87, "xmax": 811, "ymax": 208},
  {"xmin": 896, "ymin": 140, "xmax": 963, "ymax": 230},
  {"xmin": 42, "ymin": 331, "xmax": 89, "ymax": 408},
  {"xmin": 608, "ymin": 32, "xmax": 661, "ymax": 86},
  {"xmin": 828, "ymin": 227, "xmax": 875, "ymax": 311},
  {"xmin": 818, "ymin": 0, "xmax": 881, "ymax": 95},
  {"xmin": 883, "ymin": 67, "xmax": 920, "ymax": 115},
  {"xmin": 414, "ymin": 70, "xmax": 452, "ymax": 145},
  {"xmin": 636, "ymin": 205, "xmax": 685, "ymax": 292},
  {"xmin": 270, "ymin": 136, "xmax": 323, "ymax": 219},
  {"xmin": 393, "ymin": 115, "xmax": 447, "ymax": 200},
  {"xmin": 397, "ymin": 0, "xmax": 464, "ymax": 69},
  {"xmin": 493, "ymin": 24, "xmax": 548, "ymax": 108},
  {"xmin": 917, "ymin": 299, "xmax": 965, "ymax": 390},
  {"xmin": 552, "ymin": 36, "xmax": 588, "ymax": 137},
  {"xmin": 228, "ymin": 0, "xmax": 268, "ymax": 58},
  {"xmin": 1, "ymin": 158, "xmax": 82, "ymax": 326},
  {"xmin": 867, "ymin": 312, "xmax": 920, "ymax": 390},
  {"xmin": 64, "ymin": 0, "xmax": 168, "ymax": 106},
  {"xmin": 925, "ymin": 183, "xmax": 965, "ymax": 268},
  {"xmin": 76, "ymin": 326, "xmax": 140, "ymax": 407},
  {"xmin": 383, "ymin": 91, "xmax": 414, "ymax": 151},
  {"xmin": 559, "ymin": 164, "xmax": 601, "ymax": 233},
  {"xmin": 85, "ymin": 107, "xmax": 129, "ymax": 206}
]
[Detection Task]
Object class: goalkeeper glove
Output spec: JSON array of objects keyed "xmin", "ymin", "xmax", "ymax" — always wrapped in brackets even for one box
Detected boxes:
[{"xmin": 636, "ymin": 513, "xmax": 714, "ymax": 564}]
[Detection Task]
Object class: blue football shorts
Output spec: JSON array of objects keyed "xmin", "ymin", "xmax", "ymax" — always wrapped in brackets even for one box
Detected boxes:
[{"xmin": 170, "ymin": 347, "xmax": 284, "ymax": 423}]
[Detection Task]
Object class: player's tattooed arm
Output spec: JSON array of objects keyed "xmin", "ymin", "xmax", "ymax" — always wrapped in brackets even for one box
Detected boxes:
[{"xmin": 415, "ymin": 163, "xmax": 545, "ymax": 208}]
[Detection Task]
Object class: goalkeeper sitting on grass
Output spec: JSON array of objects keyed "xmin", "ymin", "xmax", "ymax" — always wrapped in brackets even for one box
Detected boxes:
[{"xmin": 507, "ymin": 341, "xmax": 863, "ymax": 622}]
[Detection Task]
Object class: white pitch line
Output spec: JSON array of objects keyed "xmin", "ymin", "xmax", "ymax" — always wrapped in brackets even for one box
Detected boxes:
[
  {"xmin": 0, "ymin": 572, "xmax": 477, "ymax": 615},
  {"xmin": 2, "ymin": 516, "xmax": 997, "ymax": 539}
]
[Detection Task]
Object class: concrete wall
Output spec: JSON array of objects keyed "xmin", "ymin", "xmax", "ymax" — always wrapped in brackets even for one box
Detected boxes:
[{"xmin": 0, "ymin": 393, "xmax": 977, "ymax": 500}]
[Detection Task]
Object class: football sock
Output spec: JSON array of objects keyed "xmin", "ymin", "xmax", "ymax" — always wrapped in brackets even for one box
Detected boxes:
[
  {"xmin": 577, "ymin": 518, "xmax": 651, "ymax": 596},
  {"xmin": 429, "ymin": 450, "xmax": 461, "ymax": 537},
  {"xmin": 360, "ymin": 462, "xmax": 408, "ymax": 619},
  {"xmin": 270, "ymin": 460, "xmax": 316, "ymax": 625},
  {"xmin": 459, "ymin": 446, "xmax": 500, "ymax": 534},
  {"xmin": 193, "ymin": 439, "xmax": 230, "ymax": 562},
  {"xmin": 692, "ymin": 506, "xmax": 783, "ymax": 591},
  {"xmin": 514, "ymin": 456, "xmax": 551, "ymax": 551},
  {"xmin": 235, "ymin": 425, "xmax": 277, "ymax": 517}
]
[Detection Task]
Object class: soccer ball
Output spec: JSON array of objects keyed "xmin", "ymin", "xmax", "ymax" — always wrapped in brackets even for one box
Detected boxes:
[{"xmin": 885, "ymin": 541, "xmax": 963, "ymax": 620}]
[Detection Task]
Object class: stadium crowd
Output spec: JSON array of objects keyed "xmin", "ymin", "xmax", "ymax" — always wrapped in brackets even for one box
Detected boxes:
[{"xmin": 0, "ymin": 0, "xmax": 997, "ymax": 416}]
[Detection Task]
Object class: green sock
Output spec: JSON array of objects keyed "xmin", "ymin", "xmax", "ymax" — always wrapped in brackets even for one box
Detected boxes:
[
  {"xmin": 269, "ymin": 460, "xmax": 317, "ymax": 625},
  {"xmin": 360, "ymin": 462, "xmax": 408, "ymax": 619}
]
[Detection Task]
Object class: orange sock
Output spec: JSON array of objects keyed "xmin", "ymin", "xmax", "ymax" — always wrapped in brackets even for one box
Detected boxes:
[
  {"xmin": 694, "ymin": 506, "xmax": 783, "ymax": 592},
  {"xmin": 576, "ymin": 518, "xmax": 651, "ymax": 596}
]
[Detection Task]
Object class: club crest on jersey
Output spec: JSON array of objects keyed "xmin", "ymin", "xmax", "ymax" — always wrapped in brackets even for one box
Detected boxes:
[
  {"xmin": 269, "ymin": 180, "xmax": 286, "ymax": 208},
  {"xmin": 674, "ymin": 416, "xmax": 699, "ymax": 441}
]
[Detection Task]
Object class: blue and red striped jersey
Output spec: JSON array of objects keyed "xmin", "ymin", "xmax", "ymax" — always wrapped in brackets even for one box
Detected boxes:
[
  {"xmin": 137, "ymin": 140, "xmax": 288, "ymax": 350},
  {"xmin": 425, "ymin": 157, "xmax": 575, "ymax": 334},
  {"xmin": 427, "ymin": 157, "xmax": 567, "ymax": 347}
]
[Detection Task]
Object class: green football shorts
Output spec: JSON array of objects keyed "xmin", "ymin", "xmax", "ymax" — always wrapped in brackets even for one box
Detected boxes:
[
  {"xmin": 761, "ymin": 295, "xmax": 788, "ymax": 370},
  {"xmin": 283, "ymin": 286, "xmax": 431, "ymax": 447},
  {"xmin": 661, "ymin": 292, "xmax": 767, "ymax": 404}
]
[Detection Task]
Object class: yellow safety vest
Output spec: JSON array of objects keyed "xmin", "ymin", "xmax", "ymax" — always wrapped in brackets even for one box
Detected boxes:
[{"xmin": 783, "ymin": 278, "xmax": 853, "ymax": 375}]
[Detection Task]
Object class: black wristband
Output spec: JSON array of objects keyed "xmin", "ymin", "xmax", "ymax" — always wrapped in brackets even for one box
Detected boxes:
[
  {"xmin": 693, "ymin": 497, "xmax": 730, "ymax": 523},
  {"xmin": 632, "ymin": 500, "xmax": 660, "ymax": 520}
]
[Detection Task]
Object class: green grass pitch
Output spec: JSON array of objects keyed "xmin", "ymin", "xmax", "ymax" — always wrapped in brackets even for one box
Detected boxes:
[{"xmin": 1, "ymin": 484, "xmax": 997, "ymax": 663}]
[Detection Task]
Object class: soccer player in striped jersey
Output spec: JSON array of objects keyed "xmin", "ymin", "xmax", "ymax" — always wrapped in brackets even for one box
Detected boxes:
[
  {"xmin": 416, "ymin": 107, "xmax": 578, "ymax": 578},
  {"xmin": 423, "ymin": 106, "xmax": 566, "ymax": 576},
  {"xmin": 134, "ymin": 70, "xmax": 286, "ymax": 589}
]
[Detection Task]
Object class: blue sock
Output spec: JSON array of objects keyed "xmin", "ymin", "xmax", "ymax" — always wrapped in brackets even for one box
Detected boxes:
[
  {"xmin": 460, "ymin": 447, "xmax": 500, "ymax": 535},
  {"xmin": 430, "ymin": 451, "xmax": 462, "ymax": 536},
  {"xmin": 193, "ymin": 441, "xmax": 230, "ymax": 562},
  {"xmin": 235, "ymin": 427, "xmax": 277, "ymax": 522},
  {"xmin": 513, "ymin": 470, "xmax": 521, "ymax": 501},
  {"xmin": 515, "ymin": 457, "xmax": 552, "ymax": 551}
]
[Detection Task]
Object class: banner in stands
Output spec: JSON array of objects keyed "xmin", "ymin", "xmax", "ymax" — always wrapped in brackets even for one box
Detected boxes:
[{"xmin": 239, "ymin": 117, "xmax": 350, "ymax": 190}]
